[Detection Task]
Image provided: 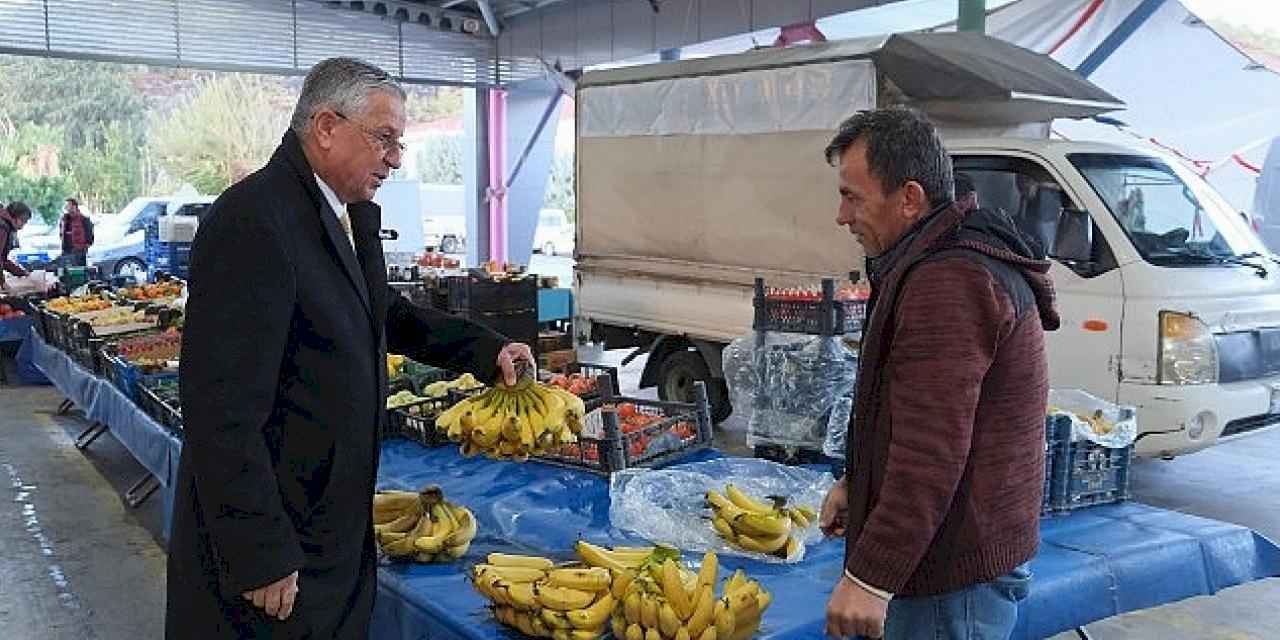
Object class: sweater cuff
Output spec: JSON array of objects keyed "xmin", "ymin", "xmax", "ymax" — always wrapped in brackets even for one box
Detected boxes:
[{"xmin": 846, "ymin": 534, "xmax": 922, "ymax": 594}]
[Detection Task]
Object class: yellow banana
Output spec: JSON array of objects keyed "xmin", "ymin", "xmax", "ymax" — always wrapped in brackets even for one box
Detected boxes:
[
  {"xmin": 698, "ymin": 627, "xmax": 718, "ymax": 640},
  {"xmin": 612, "ymin": 613, "xmax": 629, "ymax": 640},
  {"xmin": 756, "ymin": 588, "xmax": 772, "ymax": 613},
  {"xmin": 542, "ymin": 608, "xmax": 574, "ymax": 630},
  {"xmin": 728, "ymin": 613, "xmax": 760, "ymax": 640},
  {"xmin": 474, "ymin": 564, "xmax": 547, "ymax": 583},
  {"xmin": 549, "ymin": 567, "xmax": 612, "ymax": 593},
  {"xmin": 733, "ymin": 529, "xmax": 790, "ymax": 555},
  {"xmin": 530, "ymin": 615, "xmax": 552, "ymax": 638},
  {"xmin": 576, "ymin": 540, "xmax": 648, "ymax": 572},
  {"xmin": 724, "ymin": 570, "xmax": 747, "ymax": 596},
  {"xmin": 675, "ymin": 627, "xmax": 691, "ymax": 640},
  {"xmin": 645, "ymin": 628, "xmax": 663, "ymax": 640},
  {"xmin": 658, "ymin": 601, "xmax": 683, "ymax": 638},
  {"xmin": 661, "ymin": 559, "xmax": 695, "ymax": 620},
  {"xmin": 444, "ymin": 504, "xmax": 477, "ymax": 547},
  {"xmin": 380, "ymin": 534, "xmax": 418, "ymax": 558},
  {"xmin": 724, "ymin": 485, "xmax": 776, "ymax": 514},
  {"xmin": 696, "ymin": 551, "xmax": 718, "ymax": 591},
  {"xmin": 514, "ymin": 610, "xmax": 538, "ymax": 636},
  {"xmin": 624, "ymin": 590, "xmax": 642, "ymax": 625},
  {"xmin": 377, "ymin": 530, "xmax": 408, "ymax": 545},
  {"xmin": 372, "ymin": 491, "xmax": 420, "ymax": 520},
  {"xmin": 706, "ymin": 491, "xmax": 748, "ymax": 521},
  {"xmin": 731, "ymin": 511, "xmax": 791, "ymax": 539},
  {"xmin": 536, "ymin": 584, "xmax": 597, "ymax": 611},
  {"xmin": 780, "ymin": 536, "xmax": 802, "ymax": 560},
  {"xmin": 374, "ymin": 505, "xmax": 423, "ymax": 534},
  {"xmin": 555, "ymin": 630, "xmax": 603, "ymax": 640},
  {"xmin": 507, "ymin": 581, "xmax": 539, "ymax": 611},
  {"xmin": 626, "ymin": 623, "xmax": 644, "ymax": 640},
  {"xmin": 724, "ymin": 584, "xmax": 760, "ymax": 622},
  {"xmin": 437, "ymin": 540, "xmax": 470, "ymax": 561},
  {"xmin": 795, "ymin": 505, "xmax": 819, "ymax": 522},
  {"xmin": 713, "ymin": 598, "xmax": 735, "ymax": 638},
  {"xmin": 640, "ymin": 592, "xmax": 660, "ymax": 629},
  {"xmin": 413, "ymin": 509, "xmax": 452, "ymax": 554},
  {"xmin": 567, "ymin": 592, "xmax": 614, "ymax": 630},
  {"xmin": 486, "ymin": 553, "xmax": 555, "ymax": 571},
  {"xmin": 786, "ymin": 507, "xmax": 811, "ymax": 529},
  {"xmin": 612, "ymin": 568, "xmax": 637, "ymax": 599},
  {"xmin": 711, "ymin": 517, "xmax": 737, "ymax": 543},
  {"xmin": 686, "ymin": 586, "xmax": 715, "ymax": 637}
]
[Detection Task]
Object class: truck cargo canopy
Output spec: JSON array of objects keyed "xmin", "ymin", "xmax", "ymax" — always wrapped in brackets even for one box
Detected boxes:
[{"xmin": 580, "ymin": 32, "xmax": 1123, "ymax": 125}]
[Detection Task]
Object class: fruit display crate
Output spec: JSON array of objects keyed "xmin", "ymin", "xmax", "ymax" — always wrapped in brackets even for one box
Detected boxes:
[
  {"xmin": 752, "ymin": 277, "xmax": 866, "ymax": 336},
  {"xmin": 138, "ymin": 378, "xmax": 183, "ymax": 433},
  {"xmin": 386, "ymin": 396, "xmax": 457, "ymax": 446},
  {"xmin": 1042, "ymin": 414, "xmax": 1072, "ymax": 516},
  {"xmin": 101, "ymin": 350, "xmax": 177, "ymax": 402},
  {"xmin": 1048, "ymin": 430, "xmax": 1133, "ymax": 514},
  {"xmin": 442, "ymin": 274, "xmax": 538, "ymax": 313},
  {"xmin": 543, "ymin": 362, "xmax": 621, "ymax": 403},
  {"xmin": 534, "ymin": 375, "xmax": 713, "ymax": 475}
]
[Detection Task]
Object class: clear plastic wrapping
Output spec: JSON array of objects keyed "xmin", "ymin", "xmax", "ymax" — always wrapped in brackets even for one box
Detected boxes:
[
  {"xmin": 1048, "ymin": 389, "xmax": 1138, "ymax": 448},
  {"xmin": 609, "ymin": 458, "xmax": 836, "ymax": 563},
  {"xmin": 723, "ymin": 333, "xmax": 858, "ymax": 452}
]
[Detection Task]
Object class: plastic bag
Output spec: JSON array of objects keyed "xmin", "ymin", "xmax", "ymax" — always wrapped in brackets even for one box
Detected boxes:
[
  {"xmin": 723, "ymin": 333, "xmax": 858, "ymax": 450},
  {"xmin": 822, "ymin": 395, "xmax": 855, "ymax": 459},
  {"xmin": 1048, "ymin": 388, "xmax": 1137, "ymax": 448},
  {"xmin": 609, "ymin": 458, "xmax": 836, "ymax": 563}
]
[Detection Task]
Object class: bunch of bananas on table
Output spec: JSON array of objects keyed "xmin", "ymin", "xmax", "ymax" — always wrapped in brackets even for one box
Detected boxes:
[
  {"xmin": 472, "ymin": 545, "xmax": 648, "ymax": 640},
  {"xmin": 706, "ymin": 484, "xmax": 818, "ymax": 561},
  {"xmin": 372, "ymin": 485, "xmax": 477, "ymax": 562},
  {"xmin": 602, "ymin": 546, "xmax": 770, "ymax": 640},
  {"xmin": 435, "ymin": 379, "xmax": 586, "ymax": 461}
]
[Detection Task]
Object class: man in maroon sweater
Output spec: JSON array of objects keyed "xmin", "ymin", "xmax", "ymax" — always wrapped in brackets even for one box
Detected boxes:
[{"xmin": 819, "ymin": 109, "xmax": 1060, "ymax": 640}]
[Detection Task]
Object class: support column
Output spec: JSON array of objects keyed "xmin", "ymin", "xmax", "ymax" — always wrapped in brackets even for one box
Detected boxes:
[
  {"xmin": 958, "ymin": 0, "xmax": 987, "ymax": 34},
  {"xmin": 487, "ymin": 88, "xmax": 509, "ymax": 266},
  {"xmin": 463, "ymin": 88, "xmax": 490, "ymax": 266}
]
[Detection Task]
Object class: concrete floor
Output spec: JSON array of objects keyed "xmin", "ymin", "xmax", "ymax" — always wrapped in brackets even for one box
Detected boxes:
[{"xmin": 3, "ymin": 351, "xmax": 1280, "ymax": 639}]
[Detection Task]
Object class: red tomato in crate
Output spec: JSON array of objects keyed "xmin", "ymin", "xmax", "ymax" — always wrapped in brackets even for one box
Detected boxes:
[{"xmin": 618, "ymin": 403, "xmax": 638, "ymax": 421}]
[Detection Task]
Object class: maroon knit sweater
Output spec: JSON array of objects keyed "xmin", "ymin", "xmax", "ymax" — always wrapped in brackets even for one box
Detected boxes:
[{"xmin": 844, "ymin": 201, "xmax": 1060, "ymax": 597}]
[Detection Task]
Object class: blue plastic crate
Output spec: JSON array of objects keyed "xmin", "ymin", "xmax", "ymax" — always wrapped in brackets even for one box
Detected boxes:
[
  {"xmin": 103, "ymin": 351, "xmax": 177, "ymax": 402},
  {"xmin": 1050, "ymin": 434, "xmax": 1133, "ymax": 514}
]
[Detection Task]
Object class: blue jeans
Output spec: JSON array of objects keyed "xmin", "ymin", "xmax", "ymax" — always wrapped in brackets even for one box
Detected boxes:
[{"xmin": 883, "ymin": 563, "xmax": 1032, "ymax": 640}]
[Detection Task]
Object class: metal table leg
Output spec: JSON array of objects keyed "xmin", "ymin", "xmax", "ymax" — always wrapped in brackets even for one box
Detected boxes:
[
  {"xmin": 1076, "ymin": 627, "xmax": 1095, "ymax": 640},
  {"xmin": 74, "ymin": 421, "xmax": 108, "ymax": 450},
  {"xmin": 55, "ymin": 398, "xmax": 75, "ymax": 415},
  {"xmin": 124, "ymin": 473, "xmax": 160, "ymax": 508}
]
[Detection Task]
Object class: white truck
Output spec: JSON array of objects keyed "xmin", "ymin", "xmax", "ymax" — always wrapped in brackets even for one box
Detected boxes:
[{"xmin": 573, "ymin": 32, "xmax": 1280, "ymax": 458}]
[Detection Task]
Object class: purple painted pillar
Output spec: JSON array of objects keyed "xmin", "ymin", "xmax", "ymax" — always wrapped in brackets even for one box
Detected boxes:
[{"xmin": 487, "ymin": 88, "xmax": 508, "ymax": 265}]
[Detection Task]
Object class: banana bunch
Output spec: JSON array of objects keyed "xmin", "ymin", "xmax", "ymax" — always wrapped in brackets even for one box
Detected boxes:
[
  {"xmin": 372, "ymin": 485, "xmax": 477, "ymax": 562},
  {"xmin": 420, "ymin": 372, "xmax": 486, "ymax": 399},
  {"xmin": 706, "ymin": 485, "xmax": 818, "ymax": 561},
  {"xmin": 472, "ymin": 547, "xmax": 653, "ymax": 640},
  {"xmin": 612, "ymin": 548, "xmax": 772, "ymax": 640},
  {"xmin": 435, "ymin": 379, "xmax": 586, "ymax": 461}
]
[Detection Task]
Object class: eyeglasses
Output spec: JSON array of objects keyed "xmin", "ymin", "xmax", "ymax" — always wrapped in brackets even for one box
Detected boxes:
[{"xmin": 333, "ymin": 111, "xmax": 406, "ymax": 156}]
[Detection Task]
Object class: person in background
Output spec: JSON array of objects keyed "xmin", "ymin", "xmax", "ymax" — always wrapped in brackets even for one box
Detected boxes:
[
  {"xmin": 59, "ymin": 198, "xmax": 94, "ymax": 267},
  {"xmin": 819, "ymin": 108, "xmax": 1060, "ymax": 640},
  {"xmin": 0, "ymin": 201, "xmax": 32, "ymax": 292},
  {"xmin": 166, "ymin": 57, "xmax": 534, "ymax": 639}
]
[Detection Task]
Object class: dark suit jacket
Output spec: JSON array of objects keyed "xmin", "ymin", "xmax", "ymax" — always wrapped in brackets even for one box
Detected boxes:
[{"xmin": 166, "ymin": 130, "xmax": 507, "ymax": 639}]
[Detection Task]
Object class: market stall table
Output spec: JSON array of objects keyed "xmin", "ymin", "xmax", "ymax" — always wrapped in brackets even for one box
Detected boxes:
[
  {"xmin": 370, "ymin": 439, "xmax": 1280, "ymax": 640},
  {"xmin": 28, "ymin": 328, "xmax": 182, "ymax": 540},
  {"xmin": 0, "ymin": 313, "xmax": 35, "ymax": 385}
]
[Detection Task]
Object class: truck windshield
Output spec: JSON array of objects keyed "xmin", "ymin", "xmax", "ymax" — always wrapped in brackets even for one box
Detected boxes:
[{"xmin": 1070, "ymin": 153, "xmax": 1266, "ymax": 267}]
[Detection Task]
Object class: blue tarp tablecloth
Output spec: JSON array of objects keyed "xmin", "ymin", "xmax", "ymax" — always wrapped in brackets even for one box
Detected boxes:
[
  {"xmin": 29, "ymin": 330, "xmax": 180, "ymax": 540},
  {"xmin": 12, "ymin": 327, "xmax": 50, "ymax": 385},
  {"xmin": 0, "ymin": 315, "xmax": 33, "ymax": 343},
  {"xmin": 370, "ymin": 439, "xmax": 1280, "ymax": 640}
]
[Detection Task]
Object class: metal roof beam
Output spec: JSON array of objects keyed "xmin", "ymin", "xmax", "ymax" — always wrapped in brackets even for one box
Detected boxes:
[{"xmin": 309, "ymin": 0, "xmax": 493, "ymax": 38}]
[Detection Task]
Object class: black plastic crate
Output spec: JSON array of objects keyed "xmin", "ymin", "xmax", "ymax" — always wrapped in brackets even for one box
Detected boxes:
[
  {"xmin": 533, "ymin": 374, "xmax": 713, "ymax": 475},
  {"xmin": 1049, "ymin": 428, "xmax": 1132, "ymax": 514},
  {"xmin": 752, "ymin": 278, "xmax": 866, "ymax": 336},
  {"xmin": 138, "ymin": 379, "xmax": 183, "ymax": 433},
  {"xmin": 460, "ymin": 308, "xmax": 539, "ymax": 347},
  {"xmin": 443, "ymin": 274, "xmax": 537, "ymax": 313},
  {"xmin": 1042, "ymin": 414, "xmax": 1072, "ymax": 516},
  {"xmin": 386, "ymin": 395, "xmax": 456, "ymax": 446},
  {"xmin": 751, "ymin": 444, "xmax": 847, "ymax": 478}
]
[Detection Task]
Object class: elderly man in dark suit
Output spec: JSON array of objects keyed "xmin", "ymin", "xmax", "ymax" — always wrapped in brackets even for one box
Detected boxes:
[{"xmin": 166, "ymin": 57, "xmax": 532, "ymax": 639}]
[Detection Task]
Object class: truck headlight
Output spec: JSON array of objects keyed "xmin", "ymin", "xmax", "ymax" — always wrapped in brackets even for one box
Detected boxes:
[{"xmin": 1158, "ymin": 311, "xmax": 1218, "ymax": 385}]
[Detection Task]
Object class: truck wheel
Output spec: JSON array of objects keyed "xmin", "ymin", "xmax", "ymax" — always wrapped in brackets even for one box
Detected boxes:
[
  {"xmin": 441, "ymin": 236, "xmax": 461, "ymax": 254},
  {"xmin": 658, "ymin": 350, "xmax": 733, "ymax": 423}
]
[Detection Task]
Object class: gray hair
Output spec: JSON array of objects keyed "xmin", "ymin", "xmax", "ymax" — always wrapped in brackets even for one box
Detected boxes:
[
  {"xmin": 825, "ymin": 108, "xmax": 954, "ymax": 208},
  {"xmin": 289, "ymin": 57, "xmax": 407, "ymax": 134}
]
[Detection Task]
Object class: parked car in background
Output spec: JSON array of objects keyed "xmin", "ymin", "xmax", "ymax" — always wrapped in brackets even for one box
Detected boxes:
[
  {"xmin": 1253, "ymin": 137, "xmax": 1280, "ymax": 253},
  {"xmin": 12, "ymin": 212, "xmax": 61, "ymax": 267},
  {"xmin": 533, "ymin": 208, "xmax": 574, "ymax": 256},
  {"xmin": 89, "ymin": 195, "xmax": 213, "ymax": 283}
]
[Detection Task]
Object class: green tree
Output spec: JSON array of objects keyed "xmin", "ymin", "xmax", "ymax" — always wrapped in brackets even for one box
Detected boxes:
[
  {"xmin": 148, "ymin": 75, "xmax": 289, "ymax": 195},
  {"xmin": 417, "ymin": 135, "xmax": 464, "ymax": 185},
  {"xmin": 405, "ymin": 86, "xmax": 465, "ymax": 124},
  {"xmin": 65, "ymin": 121, "xmax": 143, "ymax": 215},
  {"xmin": 0, "ymin": 165, "xmax": 71, "ymax": 225},
  {"xmin": 0, "ymin": 57, "xmax": 147, "ymax": 150},
  {"xmin": 544, "ymin": 153, "xmax": 575, "ymax": 223}
]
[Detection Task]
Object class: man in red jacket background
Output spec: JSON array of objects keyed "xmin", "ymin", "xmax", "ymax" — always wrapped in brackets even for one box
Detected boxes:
[
  {"xmin": 819, "ymin": 109, "xmax": 1060, "ymax": 640},
  {"xmin": 59, "ymin": 198, "xmax": 94, "ymax": 267}
]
